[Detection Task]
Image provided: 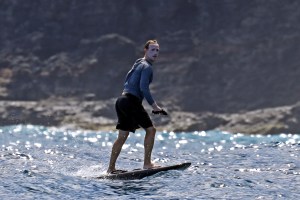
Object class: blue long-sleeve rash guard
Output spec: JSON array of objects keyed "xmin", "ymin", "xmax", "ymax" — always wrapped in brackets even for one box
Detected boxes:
[{"xmin": 123, "ymin": 58, "xmax": 155, "ymax": 105}]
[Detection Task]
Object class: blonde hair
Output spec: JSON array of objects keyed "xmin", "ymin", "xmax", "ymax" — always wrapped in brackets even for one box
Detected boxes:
[{"xmin": 144, "ymin": 40, "xmax": 158, "ymax": 49}]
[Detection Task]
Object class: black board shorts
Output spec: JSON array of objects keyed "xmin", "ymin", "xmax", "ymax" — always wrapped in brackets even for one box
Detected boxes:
[{"xmin": 115, "ymin": 93, "xmax": 153, "ymax": 133}]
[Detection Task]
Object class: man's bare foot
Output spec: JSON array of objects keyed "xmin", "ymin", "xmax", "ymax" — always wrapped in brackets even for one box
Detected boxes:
[
  {"xmin": 143, "ymin": 163, "xmax": 161, "ymax": 169},
  {"xmin": 107, "ymin": 168, "xmax": 116, "ymax": 174}
]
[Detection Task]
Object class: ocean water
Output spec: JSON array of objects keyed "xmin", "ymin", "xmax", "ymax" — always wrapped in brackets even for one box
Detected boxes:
[{"xmin": 1, "ymin": 125, "xmax": 300, "ymax": 200}]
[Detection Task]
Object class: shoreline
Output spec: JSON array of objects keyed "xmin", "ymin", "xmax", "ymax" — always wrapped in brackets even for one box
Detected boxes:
[{"xmin": 1, "ymin": 98, "xmax": 300, "ymax": 135}]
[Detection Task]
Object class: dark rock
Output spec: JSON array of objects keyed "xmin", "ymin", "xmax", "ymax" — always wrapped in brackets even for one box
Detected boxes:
[
  {"xmin": 1, "ymin": 1, "xmax": 300, "ymax": 133},
  {"xmin": 83, "ymin": 93, "xmax": 96, "ymax": 101}
]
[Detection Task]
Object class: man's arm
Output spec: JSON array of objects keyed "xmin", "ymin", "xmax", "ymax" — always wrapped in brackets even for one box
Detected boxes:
[
  {"xmin": 140, "ymin": 66, "xmax": 155, "ymax": 105},
  {"xmin": 140, "ymin": 66, "xmax": 166, "ymax": 114}
]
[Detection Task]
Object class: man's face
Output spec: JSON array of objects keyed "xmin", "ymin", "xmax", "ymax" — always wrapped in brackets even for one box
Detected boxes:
[{"xmin": 145, "ymin": 43, "xmax": 159, "ymax": 62}]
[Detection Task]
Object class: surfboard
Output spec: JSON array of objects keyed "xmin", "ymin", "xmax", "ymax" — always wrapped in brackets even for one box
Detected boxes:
[{"xmin": 97, "ymin": 162, "xmax": 191, "ymax": 180}]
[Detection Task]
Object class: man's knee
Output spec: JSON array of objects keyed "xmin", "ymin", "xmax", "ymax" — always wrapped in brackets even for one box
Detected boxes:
[
  {"xmin": 116, "ymin": 131, "xmax": 129, "ymax": 142},
  {"xmin": 146, "ymin": 126, "xmax": 156, "ymax": 135}
]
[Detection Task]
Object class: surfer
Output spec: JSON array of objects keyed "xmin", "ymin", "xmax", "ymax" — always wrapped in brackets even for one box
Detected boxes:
[{"xmin": 107, "ymin": 40, "xmax": 167, "ymax": 174}]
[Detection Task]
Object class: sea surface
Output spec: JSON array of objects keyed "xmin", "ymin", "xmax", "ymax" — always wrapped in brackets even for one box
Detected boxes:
[{"xmin": 1, "ymin": 125, "xmax": 300, "ymax": 199}]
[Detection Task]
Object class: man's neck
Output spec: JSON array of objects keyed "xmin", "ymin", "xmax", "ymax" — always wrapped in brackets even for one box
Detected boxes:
[{"xmin": 144, "ymin": 57, "xmax": 153, "ymax": 65}]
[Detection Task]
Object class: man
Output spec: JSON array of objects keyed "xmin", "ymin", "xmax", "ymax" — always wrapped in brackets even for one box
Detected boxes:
[{"xmin": 107, "ymin": 40, "xmax": 167, "ymax": 174}]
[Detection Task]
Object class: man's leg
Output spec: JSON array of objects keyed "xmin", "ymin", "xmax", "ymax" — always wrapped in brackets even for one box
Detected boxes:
[
  {"xmin": 107, "ymin": 130, "xmax": 129, "ymax": 173},
  {"xmin": 143, "ymin": 126, "xmax": 159, "ymax": 169}
]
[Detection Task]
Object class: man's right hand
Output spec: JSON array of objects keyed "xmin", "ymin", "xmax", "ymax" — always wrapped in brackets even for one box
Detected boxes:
[
  {"xmin": 151, "ymin": 102, "xmax": 168, "ymax": 115},
  {"xmin": 152, "ymin": 109, "xmax": 168, "ymax": 115}
]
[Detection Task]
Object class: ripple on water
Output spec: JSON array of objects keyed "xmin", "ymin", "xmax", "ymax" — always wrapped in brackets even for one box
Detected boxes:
[{"xmin": 0, "ymin": 125, "xmax": 300, "ymax": 199}]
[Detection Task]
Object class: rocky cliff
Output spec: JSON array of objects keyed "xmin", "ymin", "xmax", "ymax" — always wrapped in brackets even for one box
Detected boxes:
[{"xmin": 1, "ymin": 0, "xmax": 300, "ymax": 133}]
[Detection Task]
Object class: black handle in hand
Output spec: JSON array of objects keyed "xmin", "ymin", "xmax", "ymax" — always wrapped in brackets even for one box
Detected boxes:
[{"xmin": 152, "ymin": 109, "xmax": 168, "ymax": 115}]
